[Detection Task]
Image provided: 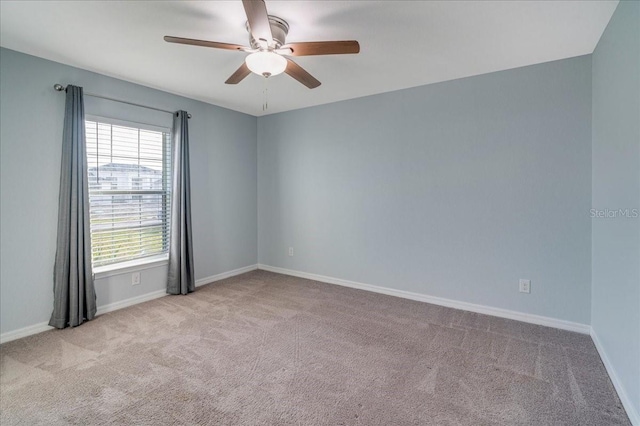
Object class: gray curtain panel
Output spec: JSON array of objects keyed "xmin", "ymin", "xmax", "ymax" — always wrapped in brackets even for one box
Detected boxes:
[
  {"xmin": 49, "ymin": 85, "xmax": 97, "ymax": 329},
  {"xmin": 167, "ymin": 110, "xmax": 195, "ymax": 295}
]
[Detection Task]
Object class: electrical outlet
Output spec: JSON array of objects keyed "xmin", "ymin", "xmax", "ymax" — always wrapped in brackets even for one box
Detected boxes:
[
  {"xmin": 132, "ymin": 272, "xmax": 141, "ymax": 286},
  {"xmin": 519, "ymin": 279, "xmax": 531, "ymax": 294},
  {"xmin": 288, "ymin": 247, "xmax": 294, "ymax": 257}
]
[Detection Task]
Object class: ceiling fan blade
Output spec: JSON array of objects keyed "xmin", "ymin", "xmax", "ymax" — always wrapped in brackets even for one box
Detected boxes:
[
  {"xmin": 285, "ymin": 58, "xmax": 321, "ymax": 89},
  {"xmin": 281, "ymin": 41, "xmax": 360, "ymax": 56},
  {"xmin": 164, "ymin": 36, "xmax": 248, "ymax": 51},
  {"xmin": 225, "ymin": 63, "xmax": 252, "ymax": 84},
  {"xmin": 242, "ymin": 0, "xmax": 273, "ymax": 46}
]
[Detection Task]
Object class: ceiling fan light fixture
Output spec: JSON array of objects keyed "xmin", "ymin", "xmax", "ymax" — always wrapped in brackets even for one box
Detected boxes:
[{"xmin": 245, "ymin": 51, "xmax": 287, "ymax": 77}]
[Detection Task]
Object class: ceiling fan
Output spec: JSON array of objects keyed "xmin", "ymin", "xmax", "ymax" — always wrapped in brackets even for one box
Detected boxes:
[{"xmin": 164, "ymin": 0, "xmax": 360, "ymax": 89}]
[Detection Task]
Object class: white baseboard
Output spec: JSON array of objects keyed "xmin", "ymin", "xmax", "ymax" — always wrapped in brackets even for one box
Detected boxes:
[
  {"xmin": 0, "ymin": 290, "xmax": 168, "ymax": 345},
  {"xmin": 95, "ymin": 289, "xmax": 167, "ymax": 316},
  {"xmin": 0, "ymin": 264, "xmax": 259, "ymax": 345},
  {"xmin": 0, "ymin": 322, "xmax": 54, "ymax": 345},
  {"xmin": 95, "ymin": 263, "xmax": 259, "ymax": 316},
  {"xmin": 195, "ymin": 264, "xmax": 258, "ymax": 287},
  {"xmin": 591, "ymin": 329, "xmax": 640, "ymax": 426},
  {"xmin": 257, "ymin": 264, "xmax": 591, "ymax": 335}
]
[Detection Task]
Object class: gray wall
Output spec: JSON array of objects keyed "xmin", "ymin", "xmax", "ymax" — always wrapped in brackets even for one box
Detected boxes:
[
  {"xmin": 0, "ymin": 48, "xmax": 258, "ymax": 334},
  {"xmin": 591, "ymin": 0, "xmax": 640, "ymax": 420},
  {"xmin": 258, "ymin": 56, "xmax": 593, "ymax": 324}
]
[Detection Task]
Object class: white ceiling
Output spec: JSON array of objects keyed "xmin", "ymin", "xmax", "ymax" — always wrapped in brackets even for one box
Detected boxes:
[{"xmin": 0, "ymin": 1, "xmax": 617, "ymax": 116}]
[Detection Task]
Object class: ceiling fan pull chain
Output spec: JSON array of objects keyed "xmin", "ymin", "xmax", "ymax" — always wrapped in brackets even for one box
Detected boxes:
[{"xmin": 263, "ymin": 77, "xmax": 269, "ymax": 111}]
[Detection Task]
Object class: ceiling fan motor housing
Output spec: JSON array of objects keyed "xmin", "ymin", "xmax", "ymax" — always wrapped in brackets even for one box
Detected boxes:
[{"xmin": 246, "ymin": 15, "xmax": 289, "ymax": 49}]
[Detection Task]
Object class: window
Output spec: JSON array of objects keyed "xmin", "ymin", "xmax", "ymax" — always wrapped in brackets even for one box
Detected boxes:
[{"xmin": 85, "ymin": 119, "xmax": 171, "ymax": 268}]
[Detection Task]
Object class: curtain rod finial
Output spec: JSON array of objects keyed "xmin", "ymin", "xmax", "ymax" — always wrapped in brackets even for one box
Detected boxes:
[{"xmin": 54, "ymin": 84, "xmax": 65, "ymax": 91}]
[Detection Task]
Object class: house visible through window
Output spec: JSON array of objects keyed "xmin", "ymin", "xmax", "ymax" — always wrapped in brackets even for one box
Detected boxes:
[{"xmin": 85, "ymin": 119, "xmax": 171, "ymax": 268}]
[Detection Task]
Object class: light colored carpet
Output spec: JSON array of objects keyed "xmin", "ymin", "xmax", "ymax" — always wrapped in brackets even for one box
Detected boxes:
[{"xmin": 0, "ymin": 270, "xmax": 630, "ymax": 425}]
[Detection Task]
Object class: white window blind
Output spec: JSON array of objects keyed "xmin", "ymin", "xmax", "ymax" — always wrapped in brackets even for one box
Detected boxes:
[{"xmin": 85, "ymin": 119, "xmax": 171, "ymax": 268}]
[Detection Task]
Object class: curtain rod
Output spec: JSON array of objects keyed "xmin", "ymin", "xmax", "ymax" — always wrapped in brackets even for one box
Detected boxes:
[{"xmin": 53, "ymin": 84, "xmax": 192, "ymax": 119}]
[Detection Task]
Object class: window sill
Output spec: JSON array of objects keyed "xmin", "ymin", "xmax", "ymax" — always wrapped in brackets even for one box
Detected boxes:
[{"xmin": 93, "ymin": 255, "xmax": 169, "ymax": 280}]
